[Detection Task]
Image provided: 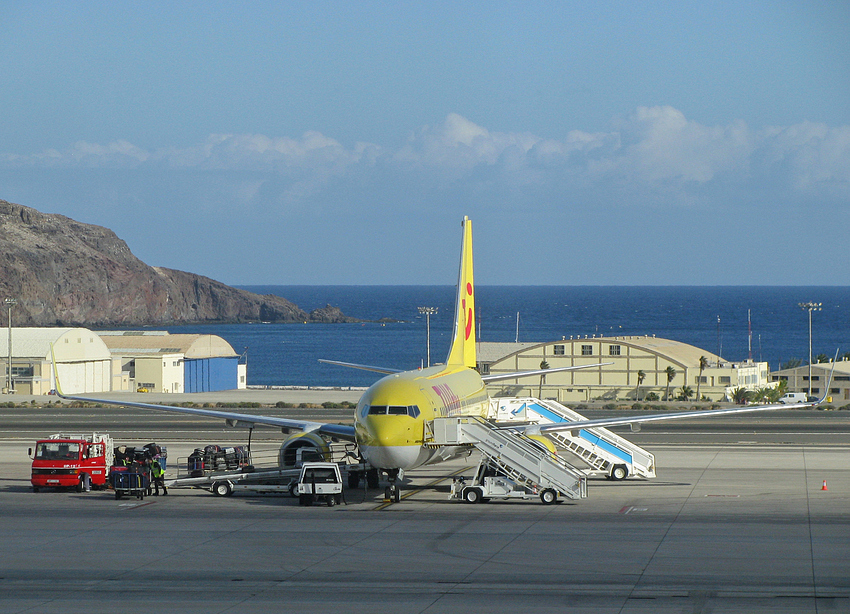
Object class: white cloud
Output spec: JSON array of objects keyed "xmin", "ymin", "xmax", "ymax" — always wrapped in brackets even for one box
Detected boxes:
[{"xmin": 1, "ymin": 108, "xmax": 847, "ymax": 207}]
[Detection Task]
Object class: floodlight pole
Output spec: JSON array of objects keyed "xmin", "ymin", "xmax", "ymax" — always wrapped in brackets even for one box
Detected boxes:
[
  {"xmin": 798, "ymin": 302, "xmax": 821, "ymax": 398},
  {"xmin": 4, "ymin": 298, "xmax": 16, "ymax": 393},
  {"xmin": 418, "ymin": 306, "xmax": 438, "ymax": 367}
]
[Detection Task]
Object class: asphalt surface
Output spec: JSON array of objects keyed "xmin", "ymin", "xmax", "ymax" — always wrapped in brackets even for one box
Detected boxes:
[{"xmin": 1, "ymin": 402, "xmax": 849, "ymax": 613}]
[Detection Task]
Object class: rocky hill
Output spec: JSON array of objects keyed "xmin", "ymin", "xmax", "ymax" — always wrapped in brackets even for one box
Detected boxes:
[{"xmin": 0, "ymin": 200, "xmax": 359, "ymax": 326}]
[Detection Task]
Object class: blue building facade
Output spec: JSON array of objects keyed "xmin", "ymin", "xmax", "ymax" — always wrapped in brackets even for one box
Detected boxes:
[{"xmin": 184, "ymin": 356, "xmax": 239, "ymax": 393}]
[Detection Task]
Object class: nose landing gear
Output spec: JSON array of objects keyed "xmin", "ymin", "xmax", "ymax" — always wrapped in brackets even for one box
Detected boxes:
[{"xmin": 383, "ymin": 468, "xmax": 401, "ymax": 503}]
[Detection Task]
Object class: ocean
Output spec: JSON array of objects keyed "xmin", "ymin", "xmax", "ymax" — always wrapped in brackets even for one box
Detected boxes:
[{"xmin": 165, "ymin": 286, "xmax": 849, "ymax": 388}]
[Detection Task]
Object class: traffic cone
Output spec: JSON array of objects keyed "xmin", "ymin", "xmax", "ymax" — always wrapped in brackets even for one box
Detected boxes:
[{"xmin": 821, "ymin": 480, "xmax": 828, "ymax": 491}]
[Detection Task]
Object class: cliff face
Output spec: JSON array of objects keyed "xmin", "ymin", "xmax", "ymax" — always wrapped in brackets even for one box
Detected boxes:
[{"xmin": 0, "ymin": 200, "xmax": 357, "ymax": 326}]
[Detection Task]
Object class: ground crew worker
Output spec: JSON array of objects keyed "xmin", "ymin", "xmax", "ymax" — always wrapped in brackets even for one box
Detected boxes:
[{"xmin": 152, "ymin": 459, "xmax": 167, "ymax": 496}]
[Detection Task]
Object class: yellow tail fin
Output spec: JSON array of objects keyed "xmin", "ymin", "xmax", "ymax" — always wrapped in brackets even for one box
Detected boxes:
[{"xmin": 445, "ymin": 216, "xmax": 476, "ymax": 368}]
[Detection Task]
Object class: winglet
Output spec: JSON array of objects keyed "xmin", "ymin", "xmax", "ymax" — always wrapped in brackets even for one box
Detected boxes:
[
  {"xmin": 813, "ymin": 349, "xmax": 841, "ymax": 405},
  {"xmin": 445, "ymin": 216, "xmax": 476, "ymax": 368},
  {"xmin": 49, "ymin": 343, "xmax": 66, "ymax": 398}
]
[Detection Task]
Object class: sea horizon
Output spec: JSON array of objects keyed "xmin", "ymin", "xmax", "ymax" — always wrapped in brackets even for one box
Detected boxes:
[{"xmin": 158, "ymin": 285, "xmax": 850, "ymax": 388}]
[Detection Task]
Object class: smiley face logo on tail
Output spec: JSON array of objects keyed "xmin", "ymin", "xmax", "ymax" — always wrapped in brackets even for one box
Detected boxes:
[{"xmin": 464, "ymin": 282, "xmax": 473, "ymax": 340}]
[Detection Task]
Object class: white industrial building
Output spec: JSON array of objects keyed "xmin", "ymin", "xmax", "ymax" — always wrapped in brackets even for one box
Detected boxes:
[
  {"xmin": 770, "ymin": 360, "xmax": 850, "ymax": 405},
  {"xmin": 478, "ymin": 336, "xmax": 775, "ymax": 403},
  {"xmin": 98, "ymin": 331, "xmax": 245, "ymax": 393},
  {"xmin": 1, "ymin": 328, "xmax": 114, "ymax": 395}
]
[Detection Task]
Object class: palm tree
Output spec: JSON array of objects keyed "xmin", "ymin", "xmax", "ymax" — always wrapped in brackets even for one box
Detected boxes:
[
  {"xmin": 678, "ymin": 385, "xmax": 694, "ymax": 401},
  {"xmin": 538, "ymin": 359, "xmax": 549, "ymax": 399},
  {"xmin": 767, "ymin": 380, "xmax": 788, "ymax": 403},
  {"xmin": 751, "ymin": 387, "xmax": 772, "ymax": 404},
  {"xmin": 782, "ymin": 358, "xmax": 803, "ymax": 369},
  {"xmin": 664, "ymin": 366, "xmax": 676, "ymax": 401},
  {"xmin": 696, "ymin": 355, "xmax": 708, "ymax": 403},
  {"xmin": 636, "ymin": 370, "xmax": 646, "ymax": 401},
  {"xmin": 731, "ymin": 386, "xmax": 752, "ymax": 405}
]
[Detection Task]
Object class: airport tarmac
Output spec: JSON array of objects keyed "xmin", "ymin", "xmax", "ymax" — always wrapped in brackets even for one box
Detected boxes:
[{"xmin": 1, "ymin": 407, "xmax": 849, "ymax": 613}]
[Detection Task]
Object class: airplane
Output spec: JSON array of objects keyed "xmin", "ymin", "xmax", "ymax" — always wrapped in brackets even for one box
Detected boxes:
[{"xmin": 53, "ymin": 216, "xmax": 833, "ymax": 503}]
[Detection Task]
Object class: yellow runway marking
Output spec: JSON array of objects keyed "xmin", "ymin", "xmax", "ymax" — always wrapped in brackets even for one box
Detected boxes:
[{"xmin": 373, "ymin": 466, "xmax": 468, "ymax": 510}]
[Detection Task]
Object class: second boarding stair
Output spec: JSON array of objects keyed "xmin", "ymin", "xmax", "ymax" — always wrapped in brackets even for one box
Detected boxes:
[
  {"xmin": 490, "ymin": 398, "xmax": 656, "ymax": 479},
  {"xmin": 427, "ymin": 416, "xmax": 587, "ymax": 500}
]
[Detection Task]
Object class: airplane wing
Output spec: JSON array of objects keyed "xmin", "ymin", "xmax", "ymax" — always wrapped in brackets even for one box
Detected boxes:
[
  {"xmin": 507, "ymin": 399, "xmax": 817, "ymax": 435},
  {"xmin": 50, "ymin": 347, "xmax": 356, "ymax": 441},
  {"xmin": 54, "ymin": 391, "xmax": 358, "ymax": 440},
  {"xmin": 505, "ymin": 353, "xmax": 839, "ymax": 435},
  {"xmin": 318, "ymin": 359, "xmax": 404, "ymax": 375},
  {"xmin": 481, "ymin": 362, "xmax": 613, "ymax": 383}
]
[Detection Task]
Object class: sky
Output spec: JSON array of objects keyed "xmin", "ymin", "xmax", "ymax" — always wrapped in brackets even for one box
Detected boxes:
[{"xmin": 1, "ymin": 1, "xmax": 848, "ymax": 286}]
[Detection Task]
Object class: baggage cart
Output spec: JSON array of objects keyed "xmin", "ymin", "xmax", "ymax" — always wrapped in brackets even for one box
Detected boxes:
[{"xmin": 110, "ymin": 467, "xmax": 149, "ymax": 500}]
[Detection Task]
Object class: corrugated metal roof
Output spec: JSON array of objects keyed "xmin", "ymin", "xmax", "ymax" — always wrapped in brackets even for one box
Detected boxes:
[
  {"xmin": 98, "ymin": 333, "xmax": 237, "ymax": 358},
  {"xmin": 476, "ymin": 342, "xmax": 538, "ymax": 362},
  {"xmin": 478, "ymin": 336, "xmax": 724, "ymax": 367},
  {"xmin": 0, "ymin": 328, "xmax": 112, "ymax": 361}
]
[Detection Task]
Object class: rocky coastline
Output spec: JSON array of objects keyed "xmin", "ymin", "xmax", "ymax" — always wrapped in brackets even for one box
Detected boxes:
[{"xmin": 0, "ymin": 199, "xmax": 360, "ymax": 326}]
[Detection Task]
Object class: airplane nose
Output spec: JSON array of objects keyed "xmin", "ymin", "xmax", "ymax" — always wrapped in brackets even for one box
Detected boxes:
[
  {"xmin": 358, "ymin": 416, "xmax": 421, "ymax": 469},
  {"xmin": 363, "ymin": 415, "xmax": 408, "ymax": 446}
]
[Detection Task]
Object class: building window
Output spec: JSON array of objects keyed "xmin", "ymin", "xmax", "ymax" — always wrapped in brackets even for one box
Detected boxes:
[
  {"xmin": 719, "ymin": 376, "xmax": 731, "ymax": 384},
  {"xmin": 835, "ymin": 376, "xmax": 850, "ymax": 381},
  {"xmin": 696, "ymin": 376, "xmax": 707, "ymax": 384},
  {"xmin": 553, "ymin": 345, "xmax": 565, "ymax": 355},
  {"xmin": 830, "ymin": 388, "xmax": 840, "ymax": 394},
  {"xmin": 811, "ymin": 388, "xmax": 820, "ymax": 394},
  {"xmin": 608, "ymin": 345, "xmax": 621, "ymax": 356},
  {"xmin": 581, "ymin": 345, "xmax": 593, "ymax": 356}
]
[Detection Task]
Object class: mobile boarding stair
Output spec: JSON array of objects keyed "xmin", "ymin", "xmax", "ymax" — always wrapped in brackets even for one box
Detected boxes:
[
  {"xmin": 490, "ymin": 398, "xmax": 656, "ymax": 481},
  {"xmin": 427, "ymin": 416, "xmax": 587, "ymax": 502}
]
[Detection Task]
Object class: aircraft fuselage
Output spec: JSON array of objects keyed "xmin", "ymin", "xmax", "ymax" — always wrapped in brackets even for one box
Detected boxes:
[{"xmin": 353, "ymin": 364, "xmax": 489, "ymax": 470}]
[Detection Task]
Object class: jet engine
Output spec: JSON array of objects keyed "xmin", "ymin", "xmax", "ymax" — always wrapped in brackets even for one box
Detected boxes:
[
  {"xmin": 527, "ymin": 434, "xmax": 557, "ymax": 455},
  {"xmin": 278, "ymin": 431, "xmax": 330, "ymax": 467}
]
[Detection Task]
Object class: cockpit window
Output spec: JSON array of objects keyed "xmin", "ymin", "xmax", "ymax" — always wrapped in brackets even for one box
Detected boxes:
[{"xmin": 366, "ymin": 405, "xmax": 421, "ymax": 418}]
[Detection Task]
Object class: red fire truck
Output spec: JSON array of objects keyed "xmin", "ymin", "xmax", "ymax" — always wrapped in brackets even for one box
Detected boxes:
[{"xmin": 29, "ymin": 433, "xmax": 114, "ymax": 492}]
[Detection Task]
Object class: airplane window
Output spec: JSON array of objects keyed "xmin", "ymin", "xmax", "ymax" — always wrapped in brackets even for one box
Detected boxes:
[
  {"xmin": 388, "ymin": 406, "xmax": 407, "ymax": 415},
  {"xmin": 408, "ymin": 405, "xmax": 420, "ymax": 418},
  {"xmin": 368, "ymin": 406, "xmax": 388, "ymax": 415}
]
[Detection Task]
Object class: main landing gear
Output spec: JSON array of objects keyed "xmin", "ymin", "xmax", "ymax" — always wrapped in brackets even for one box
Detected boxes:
[{"xmin": 345, "ymin": 466, "xmax": 402, "ymax": 502}]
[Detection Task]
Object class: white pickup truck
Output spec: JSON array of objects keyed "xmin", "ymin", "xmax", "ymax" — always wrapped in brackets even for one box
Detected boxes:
[{"xmin": 296, "ymin": 462, "xmax": 343, "ymax": 507}]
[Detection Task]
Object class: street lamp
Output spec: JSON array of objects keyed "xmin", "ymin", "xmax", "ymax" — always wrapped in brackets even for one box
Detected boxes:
[
  {"xmin": 798, "ymin": 301, "xmax": 822, "ymax": 398},
  {"xmin": 418, "ymin": 306, "xmax": 438, "ymax": 367},
  {"xmin": 4, "ymin": 298, "xmax": 16, "ymax": 393}
]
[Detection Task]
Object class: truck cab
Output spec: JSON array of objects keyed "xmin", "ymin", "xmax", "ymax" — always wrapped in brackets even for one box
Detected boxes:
[{"xmin": 30, "ymin": 433, "xmax": 114, "ymax": 492}]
